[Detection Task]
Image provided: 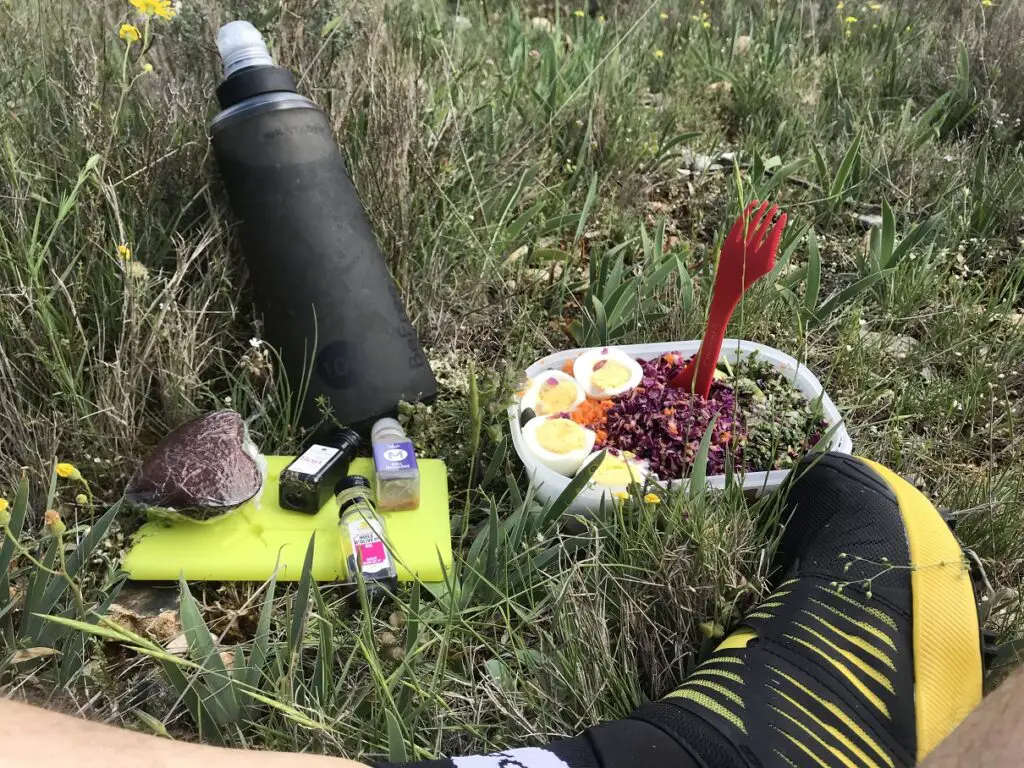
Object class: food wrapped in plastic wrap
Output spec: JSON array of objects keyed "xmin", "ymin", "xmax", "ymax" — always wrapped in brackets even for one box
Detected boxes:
[{"xmin": 125, "ymin": 410, "xmax": 266, "ymax": 523}]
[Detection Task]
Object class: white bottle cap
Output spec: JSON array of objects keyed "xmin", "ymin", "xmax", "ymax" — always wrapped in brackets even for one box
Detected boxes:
[
  {"xmin": 371, "ymin": 417, "xmax": 405, "ymax": 443},
  {"xmin": 216, "ymin": 20, "xmax": 275, "ymax": 77}
]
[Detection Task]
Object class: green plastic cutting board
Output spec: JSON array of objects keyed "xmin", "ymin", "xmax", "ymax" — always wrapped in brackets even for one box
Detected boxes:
[{"xmin": 122, "ymin": 456, "xmax": 451, "ymax": 582}]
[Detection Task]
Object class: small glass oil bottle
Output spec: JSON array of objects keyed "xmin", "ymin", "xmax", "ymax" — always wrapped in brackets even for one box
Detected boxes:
[
  {"xmin": 370, "ymin": 418, "xmax": 421, "ymax": 511},
  {"xmin": 336, "ymin": 476, "xmax": 397, "ymax": 600}
]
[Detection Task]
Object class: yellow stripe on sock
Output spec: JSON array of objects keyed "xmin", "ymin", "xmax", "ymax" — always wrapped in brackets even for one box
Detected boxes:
[
  {"xmin": 794, "ymin": 623, "xmax": 895, "ymax": 693},
  {"xmin": 809, "ymin": 597, "xmax": 896, "ymax": 651},
  {"xmin": 686, "ymin": 678, "xmax": 745, "ymax": 707},
  {"xmin": 770, "ymin": 687, "xmax": 882, "ymax": 768},
  {"xmin": 803, "ymin": 610, "xmax": 896, "ymax": 670},
  {"xmin": 769, "ymin": 703, "xmax": 858, "ymax": 768},
  {"xmin": 861, "ymin": 460, "xmax": 983, "ymax": 762},
  {"xmin": 666, "ymin": 689, "xmax": 748, "ymax": 735},
  {"xmin": 773, "ymin": 748, "xmax": 800, "ymax": 768},
  {"xmin": 712, "ymin": 656, "xmax": 745, "ymax": 666},
  {"xmin": 769, "ymin": 667, "xmax": 895, "ymax": 768},
  {"xmin": 773, "ymin": 726, "xmax": 830, "ymax": 768},
  {"xmin": 786, "ymin": 634, "xmax": 890, "ymax": 718},
  {"xmin": 715, "ymin": 627, "xmax": 757, "ymax": 652},
  {"xmin": 819, "ymin": 584, "xmax": 899, "ymax": 632},
  {"xmin": 691, "ymin": 668, "xmax": 745, "ymax": 685}
]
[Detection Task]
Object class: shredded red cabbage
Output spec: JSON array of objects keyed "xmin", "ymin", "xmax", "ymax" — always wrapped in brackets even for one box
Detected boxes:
[{"xmin": 602, "ymin": 356, "xmax": 746, "ymax": 479}]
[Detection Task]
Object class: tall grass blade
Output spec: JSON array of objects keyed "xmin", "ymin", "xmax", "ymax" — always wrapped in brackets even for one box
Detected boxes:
[{"xmin": 688, "ymin": 414, "xmax": 720, "ymax": 499}]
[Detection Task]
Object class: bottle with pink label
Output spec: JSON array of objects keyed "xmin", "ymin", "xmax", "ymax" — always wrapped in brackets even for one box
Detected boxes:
[{"xmin": 336, "ymin": 476, "xmax": 397, "ymax": 599}]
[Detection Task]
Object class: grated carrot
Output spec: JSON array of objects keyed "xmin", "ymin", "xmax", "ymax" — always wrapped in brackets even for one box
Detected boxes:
[{"xmin": 570, "ymin": 398, "xmax": 613, "ymax": 434}]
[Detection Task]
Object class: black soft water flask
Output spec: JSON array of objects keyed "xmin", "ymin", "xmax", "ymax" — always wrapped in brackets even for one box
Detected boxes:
[{"xmin": 210, "ymin": 21, "xmax": 436, "ymax": 429}]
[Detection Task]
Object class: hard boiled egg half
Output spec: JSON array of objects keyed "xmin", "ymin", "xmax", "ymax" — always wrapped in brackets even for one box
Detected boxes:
[
  {"xmin": 573, "ymin": 347, "xmax": 643, "ymax": 399},
  {"xmin": 578, "ymin": 450, "xmax": 649, "ymax": 486},
  {"xmin": 521, "ymin": 370, "xmax": 586, "ymax": 417},
  {"xmin": 522, "ymin": 415, "xmax": 597, "ymax": 476}
]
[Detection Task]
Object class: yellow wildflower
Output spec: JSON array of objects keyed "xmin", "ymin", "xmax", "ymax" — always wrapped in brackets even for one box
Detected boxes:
[
  {"xmin": 130, "ymin": 0, "xmax": 176, "ymax": 20},
  {"xmin": 653, "ymin": 49, "xmax": 665, "ymax": 58},
  {"xmin": 117, "ymin": 243, "xmax": 132, "ymax": 260},
  {"xmin": 597, "ymin": 14, "xmax": 605, "ymax": 23},
  {"xmin": 613, "ymin": 491, "xmax": 629, "ymax": 500},
  {"xmin": 44, "ymin": 509, "xmax": 66, "ymax": 537},
  {"xmin": 75, "ymin": 493, "xmax": 89, "ymax": 506},
  {"xmin": 659, "ymin": 11, "xmax": 669, "ymax": 19},
  {"xmin": 845, "ymin": 15, "xmax": 858, "ymax": 23},
  {"xmin": 142, "ymin": 62, "xmax": 154, "ymax": 73},
  {"xmin": 119, "ymin": 23, "xmax": 141, "ymax": 43},
  {"xmin": 573, "ymin": 8, "xmax": 585, "ymax": 16},
  {"xmin": 702, "ymin": 19, "xmax": 711, "ymax": 28},
  {"xmin": 0, "ymin": 498, "xmax": 9, "ymax": 527},
  {"xmin": 55, "ymin": 462, "xmax": 81, "ymax": 481},
  {"xmin": 981, "ymin": 0, "xmax": 993, "ymax": 5},
  {"xmin": 836, "ymin": 1, "xmax": 844, "ymax": 8},
  {"xmin": 644, "ymin": 492, "xmax": 661, "ymax": 504}
]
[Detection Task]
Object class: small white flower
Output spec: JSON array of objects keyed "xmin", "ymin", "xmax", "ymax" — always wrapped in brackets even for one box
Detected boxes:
[
  {"xmin": 942, "ymin": 154, "xmax": 954, "ymax": 162},
  {"xmin": 249, "ymin": 337, "xmax": 262, "ymax": 349},
  {"xmin": 845, "ymin": 344, "xmax": 853, "ymax": 352},
  {"xmin": 224, "ymin": 396, "xmax": 232, "ymax": 405}
]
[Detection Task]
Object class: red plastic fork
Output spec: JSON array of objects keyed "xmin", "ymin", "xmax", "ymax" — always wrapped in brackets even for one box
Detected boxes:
[{"xmin": 670, "ymin": 200, "xmax": 788, "ymax": 396}]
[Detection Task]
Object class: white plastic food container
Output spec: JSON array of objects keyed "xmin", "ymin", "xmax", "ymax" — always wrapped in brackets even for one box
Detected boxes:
[{"xmin": 508, "ymin": 339, "xmax": 852, "ymax": 514}]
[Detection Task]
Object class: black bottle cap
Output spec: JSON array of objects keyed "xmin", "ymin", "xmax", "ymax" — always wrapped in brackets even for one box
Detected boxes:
[
  {"xmin": 335, "ymin": 475, "xmax": 372, "ymax": 495},
  {"xmin": 334, "ymin": 428, "xmax": 362, "ymax": 455},
  {"xmin": 216, "ymin": 65, "xmax": 297, "ymax": 109}
]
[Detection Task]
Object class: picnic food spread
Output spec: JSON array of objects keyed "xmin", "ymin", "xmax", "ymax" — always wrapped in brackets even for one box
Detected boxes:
[{"xmin": 516, "ymin": 348, "xmax": 830, "ymax": 485}]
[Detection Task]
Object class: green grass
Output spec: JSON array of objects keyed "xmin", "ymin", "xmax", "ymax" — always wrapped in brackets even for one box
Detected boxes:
[{"xmin": 1, "ymin": 0, "xmax": 1024, "ymax": 760}]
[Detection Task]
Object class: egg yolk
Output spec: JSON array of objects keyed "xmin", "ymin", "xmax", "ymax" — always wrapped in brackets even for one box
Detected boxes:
[
  {"xmin": 591, "ymin": 359, "xmax": 632, "ymax": 392},
  {"xmin": 592, "ymin": 454, "xmax": 641, "ymax": 485},
  {"xmin": 536, "ymin": 419, "xmax": 586, "ymax": 454},
  {"xmin": 536, "ymin": 379, "xmax": 579, "ymax": 415}
]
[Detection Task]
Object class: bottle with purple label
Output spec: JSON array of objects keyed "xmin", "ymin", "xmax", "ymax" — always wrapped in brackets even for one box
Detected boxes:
[
  {"xmin": 336, "ymin": 476, "xmax": 397, "ymax": 599},
  {"xmin": 370, "ymin": 418, "xmax": 421, "ymax": 512}
]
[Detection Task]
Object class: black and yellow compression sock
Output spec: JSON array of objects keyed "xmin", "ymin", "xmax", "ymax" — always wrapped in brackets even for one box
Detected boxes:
[
  {"xmin": 633, "ymin": 452, "xmax": 983, "ymax": 767},
  {"xmin": 382, "ymin": 453, "xmax": 983, "ymax": 768}
]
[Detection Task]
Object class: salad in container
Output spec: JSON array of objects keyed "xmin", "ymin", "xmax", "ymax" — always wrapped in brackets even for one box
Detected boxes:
[{"xmin": 508, "ymin": 339, "xmax": 851, "ymax": 514}]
